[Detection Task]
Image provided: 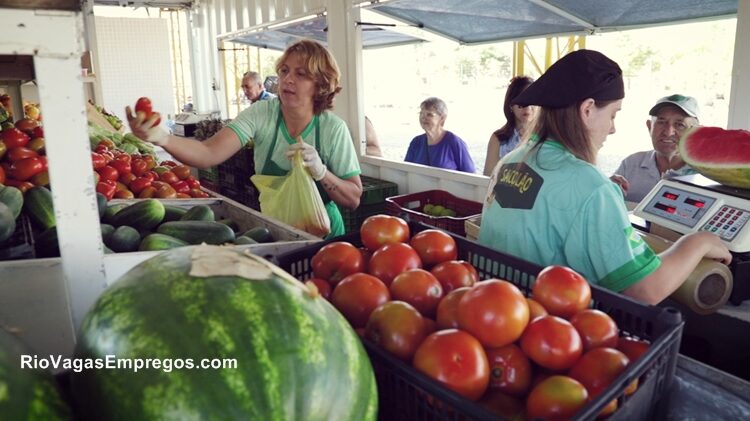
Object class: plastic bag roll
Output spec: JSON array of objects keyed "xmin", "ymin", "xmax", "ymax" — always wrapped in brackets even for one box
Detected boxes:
[{"xmin": 640, "ymin": 232, "xmax": 733, "ymax": 315}]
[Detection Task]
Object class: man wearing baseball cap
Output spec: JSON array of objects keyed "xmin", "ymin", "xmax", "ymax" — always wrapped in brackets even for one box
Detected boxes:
[{"xmin": 611, "ymin": 94, "xmax": 700, "ymax": 203}]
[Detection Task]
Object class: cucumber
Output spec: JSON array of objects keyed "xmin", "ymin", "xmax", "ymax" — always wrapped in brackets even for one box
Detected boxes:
[
  {"xmin": 180, "ymin": 205, "xmax": 215, "ymax": 222},
  {"xmin": 242, "ymin": 226, "xmax": 274, "ymax": 243},
  {"xmin": 217, "ymin": 218, "xmax": 239, "ymax": 233},
  {"xmin": 105, "ymin": 226, "xmax": 141, "ymax": 253},
  {"xmin": 163, "ymin": 205, "xmax": 188, "ymax": 223},
  {"xmin": 110, "ymin": 199, "xmax": 165, "ymax": 231},
  {"xmin": 156, "ymin": 221, "xmax": 235, "ymax": 245},
  {"xmin": 139, "ymin": 233, "xmax": 189, "ymax": 251},
  {"xmin": 96, "ymin": 192, "xmax": 108, "ymax": 220},
  {"xmin": 103, "ymin": 204, "xmax": 128, "ymax": 225},
  {"xmin": 100, "ymin": 223, "xmax": 115, "ymax": 242},
  {"xmin": 0, "ymin": 203, "xmax": 15, "ymax": 243},
  {"xmin": 234, "ymin": 235, "xmax": 258, "ymax": 245},
  {"xmin": 0, "ymin": 185, "xmax": 23, "ymax": 219},
  {"xmin": 24, "ymin": 186, "xmax": 55, "ymax": 230}
]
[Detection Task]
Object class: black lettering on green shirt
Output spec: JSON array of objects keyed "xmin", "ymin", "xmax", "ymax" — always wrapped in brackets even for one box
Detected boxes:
[{"xmin": 493, "ymin": 163, "xmax": 543, "ymax": 209}]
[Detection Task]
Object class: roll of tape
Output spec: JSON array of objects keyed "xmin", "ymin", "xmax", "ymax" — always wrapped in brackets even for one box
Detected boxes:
[{"xmin": 639, "ymin": 232, "xmax": 733, "ymax": 315}]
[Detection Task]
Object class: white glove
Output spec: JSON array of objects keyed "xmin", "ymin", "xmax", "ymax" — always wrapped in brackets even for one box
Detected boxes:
[
  {"xmin": 125, "ymin": 106, "xmax": 170, "ymax": 146},
  {"xmin": 286, "ymin": 142, "xmax": 327, "ymax": 181}
]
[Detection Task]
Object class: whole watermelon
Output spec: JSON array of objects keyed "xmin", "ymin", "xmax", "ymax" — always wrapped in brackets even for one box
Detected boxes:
[
  {"xmin": 0, "ymin": 329, "xmax": 71, "ymax": 420},
  {"xmin": 680, "ymin": 126, "xmax": 750, "ymax": 188},
  {"xmin": 71, "ymin": 245, "xmax": 377, "ymax": 420}
]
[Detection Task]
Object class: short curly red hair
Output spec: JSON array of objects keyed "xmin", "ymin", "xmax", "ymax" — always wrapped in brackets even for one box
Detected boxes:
[{"xmin": 275, "ymin": 39, "xmax": 343, "ymax": 115}]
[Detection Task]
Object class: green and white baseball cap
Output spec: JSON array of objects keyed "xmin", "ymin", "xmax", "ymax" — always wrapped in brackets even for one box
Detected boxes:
[{"xmin": 649, "ymin": 94, "xmax": 700, "ymax": 119}]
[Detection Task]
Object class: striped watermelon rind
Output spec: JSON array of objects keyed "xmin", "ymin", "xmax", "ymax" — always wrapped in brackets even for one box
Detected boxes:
[
  {"xmin": 71, "ymin": 245, "xmax": 377, "ymax": 420},
  {"xmin": 680, "ymin": 126, "xmax": 750, "ymax": 188},
  {"xmin": 0, "ymin": 329, "xmax": 71, "ymax": 420}
]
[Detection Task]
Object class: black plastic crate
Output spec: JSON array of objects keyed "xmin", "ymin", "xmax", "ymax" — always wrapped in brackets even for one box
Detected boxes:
[
  {"xmin": 0, "ymin": 215, "xmax": 35, "ymax": 261},
  {"xmin": 341, "ymin": 202, "xmax": 387, "ymax": 233},
  {"xmin": 275, "ymin": 222, "xmax": 684, "ymax": 421},
  {"xmin": 359, "ymin": 176, "xmax": 398, "ymax": 206},
  {"xmin": 339, "ymin": 176, "xmax": 398, "ymax": 233},
  {"xmin": 220, "ymin": 184, "xmax": 260, "ymax": 211}
]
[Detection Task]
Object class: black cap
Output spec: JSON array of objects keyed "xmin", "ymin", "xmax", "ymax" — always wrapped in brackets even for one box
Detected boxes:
[{"xmin": 512, "ymin": 49, "xmax": 624, "ymax": 108}]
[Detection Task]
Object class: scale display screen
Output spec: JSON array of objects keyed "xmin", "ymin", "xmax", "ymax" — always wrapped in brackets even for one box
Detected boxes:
[{"xmin": 642, "ymin": 185, "xmax": 716, "ymax": 228}]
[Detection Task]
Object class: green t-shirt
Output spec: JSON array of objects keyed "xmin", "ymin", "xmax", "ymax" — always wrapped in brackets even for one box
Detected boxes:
[
  {"xmin": 478, "ymin": 139, "xmax": 660, "ymax": 292},
  {"xmin": 226, "ymin": 98, "xmax": 361, "ymax": 180}
]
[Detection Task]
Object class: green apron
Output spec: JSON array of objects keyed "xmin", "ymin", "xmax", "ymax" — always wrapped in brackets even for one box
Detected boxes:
[{"xmin": 259, "ymin": 109, "xmax": 344, "ymax": 238}]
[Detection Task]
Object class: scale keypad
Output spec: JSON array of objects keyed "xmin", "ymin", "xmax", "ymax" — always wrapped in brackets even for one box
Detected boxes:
[{"xmin": 701, "ymin": 206, "xmax": 750, "ymax": 241}]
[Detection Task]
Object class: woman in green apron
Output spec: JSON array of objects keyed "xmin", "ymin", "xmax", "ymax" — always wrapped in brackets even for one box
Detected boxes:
[{"xmin": 126, "ymin": 40, "xmax": 363, "ymax": 238}]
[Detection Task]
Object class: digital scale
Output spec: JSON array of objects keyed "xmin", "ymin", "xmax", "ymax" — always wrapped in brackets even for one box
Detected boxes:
[
  {"xmin": 634, "ymin": 174, "xmax": 750, "ymax": 304},
  {"xmin": 172, "ymin": 112, "xmax": 217, "ymax": 137}
]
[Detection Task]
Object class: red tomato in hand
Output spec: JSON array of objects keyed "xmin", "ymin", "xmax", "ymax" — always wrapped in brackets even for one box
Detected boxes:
[
  {"xmin": 368, "ymin": 242, "xmax": 422, "ymax": 286},
  {"xmin": 457, "ymin": 279, "xmax": 529, "ymax": 348},
  {"xmin": 409, "ymin": 229, "xmax": 457, "ymax": 268},
  {"xmin": 520, "ymin": 315, "xmax": 583, "ymax": 371},
  {"xmin": 331, "ymin": 273, "xmax": 390, "ymax": 328},
  {"xmin": 532, "ymin": 265, "xmax": 591, "ymax": 319},
  {"xmin": 135, "ymin": 97, "xmax": 153, "ymax": 114},
  {"xmin": 570, "ymin": 309, "xmax": 619, "ymax": 351},
  {"xmin": 311, "ymin": 241, "xmax": 366, "ymax": 286},
  {"xmin": 365, "ymin": 301, "xmax": 427, "ymax": 362},
  {"xmin": 485, "ymin": 344, "xmax": 532, "ymax": 397},
  {"xmin": 413, "ymin": 329, "xmax": 490, "ymax": 401},
  {"xmin": 435, "ymin": 286, "xmax": 470, "ymax": 329},
  {"xmin": 135, "ymin": 97, "xmax": 160, "ymax": 126},
  {"xmin": 360, "ymin": 215, "xmax": 409, "ymax": 251},
  {"xmin": 430, "ymin": 260, "xmax": 479, "ymax": 293},
  {"xmin": 526, "ymin": 376, "xmax": 588, "ymax": 421},
  {"xmin": 389, "ymin": 269, "xmax": 444, "ymax": 318}
]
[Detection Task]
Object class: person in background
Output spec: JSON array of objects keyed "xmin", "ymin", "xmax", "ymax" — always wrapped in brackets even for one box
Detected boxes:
[
  {"xmin": 483, "ymin": 76, "xmax": 537, "ymax": 176},
  {"xmin": 610, "ymin": 94, "xmax": 700, "ymax": 204},
  {"xmin": 405, "ymin": 97, "xmax": 476, "ymax": 173},
  {"xmin": 264, "ymin": 75, "xmax": 279, "ymax": 95},
  {"xmin": 127, "ymin": 39, "xmax": 362, "ymax": 238},
  {"xmin": 364, "ymin": 116, "xmax": 382, "ymax": 157},
  {"xmin": 478, "ymin": 49, "xmax": 730, "ymax": 305},
  {"xmin": 242, "ymin": 71, "xmax": 276, "ymax": 104}
]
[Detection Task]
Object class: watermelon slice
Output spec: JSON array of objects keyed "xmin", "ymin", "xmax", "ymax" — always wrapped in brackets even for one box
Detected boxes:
[{"xmin": 680, "ymin": 126, "xmax": 750, "ymax": 189}]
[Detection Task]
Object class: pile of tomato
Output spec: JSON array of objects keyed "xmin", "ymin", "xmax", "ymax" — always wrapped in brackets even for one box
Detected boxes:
[
  {"xmin": 0, "ymin": 119, "xmax": 48, "ymax": 191},
  {"xmin": 306, "ymin": 215, "xmax": 651, "ymax": 420},
  {"xmin": 91, "ymin": 141, "xmax": 208, "ymax": 200}
]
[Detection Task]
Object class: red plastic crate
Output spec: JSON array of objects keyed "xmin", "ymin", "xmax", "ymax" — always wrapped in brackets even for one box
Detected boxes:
[
  {"xmin": 274, "ymin": 222, "xmax": 683, "ymax": 421},
  {"xmin": 385, "ymin": 190, "xmax": 482, "ymax": 236}
]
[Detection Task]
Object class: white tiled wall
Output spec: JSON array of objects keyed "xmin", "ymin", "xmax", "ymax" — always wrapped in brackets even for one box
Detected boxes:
[{"xmin": 95, "ymin": 17, "xmax": 176, "ymax": 127}]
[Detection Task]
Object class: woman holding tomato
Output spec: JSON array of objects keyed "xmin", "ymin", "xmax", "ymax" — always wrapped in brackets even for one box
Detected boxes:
[
  {"xmin": 126, "ymin": 40, "xmax": 362, "ymax": 237},
  {"xmin": 478, "ymin": 49, "xmax": 731, "ymax": 304}
]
